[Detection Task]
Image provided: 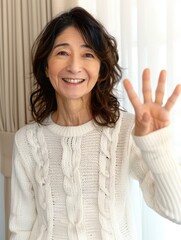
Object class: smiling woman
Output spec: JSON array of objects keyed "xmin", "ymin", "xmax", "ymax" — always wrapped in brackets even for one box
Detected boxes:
[
  {"xmin": 46, "ymin": 26, "xmax": 100, "ymax": 116},
  {"xmin": 9, "ymin": 6, "xmax": 181, "ymax": 240},
  {"xmin": 30, "ymin": 7, "xmax": 121, "ymax": 127}
]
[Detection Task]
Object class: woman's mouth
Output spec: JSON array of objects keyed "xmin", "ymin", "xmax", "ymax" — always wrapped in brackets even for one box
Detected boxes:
[{"xmin": 62, "ymin": 78, "xmax": 85, "ymax": 84}]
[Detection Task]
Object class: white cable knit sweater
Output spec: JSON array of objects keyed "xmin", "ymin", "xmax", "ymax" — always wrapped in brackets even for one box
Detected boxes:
[{"xmin": 9, "ymin": 111, "xmax": 181, "ymax": 240}]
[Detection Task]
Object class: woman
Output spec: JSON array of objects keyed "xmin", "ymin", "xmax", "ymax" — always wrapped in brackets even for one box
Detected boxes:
[{"xmin": 9, "ymin": 6, "xmax": 181, "ymax": 240}]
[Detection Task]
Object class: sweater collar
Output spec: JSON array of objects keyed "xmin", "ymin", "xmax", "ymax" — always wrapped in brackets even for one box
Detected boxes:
[{"xmin": 45, "ymin": 114, "xmax": 97, "ymax": 137}]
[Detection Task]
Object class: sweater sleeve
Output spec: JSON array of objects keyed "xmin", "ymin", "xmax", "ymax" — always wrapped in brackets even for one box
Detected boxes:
[
  {"xmin": 130, "ymin": 126, "xmax": 181, "ymax": 224},
  {"xmin": 9, "ymin": 133, "xmax": 37, "ymax": 240}
]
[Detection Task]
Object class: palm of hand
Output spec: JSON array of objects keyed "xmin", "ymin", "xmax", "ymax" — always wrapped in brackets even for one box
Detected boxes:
[
  {"xmin": 135, "ymin": 102, "xmax": 170, "ymax": 136},
  {"xmin": 124, "ymin": 69, "xmax": 181, "ymax": 136}
]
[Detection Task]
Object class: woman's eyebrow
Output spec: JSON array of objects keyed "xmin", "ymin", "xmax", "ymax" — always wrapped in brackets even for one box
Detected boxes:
[
  {"xmin": 53, "ymin": 43, "xmax": 69, "ymax": 49},
  {"xmin": 53, "ymin": 43, "xmax": 93, "ymax": 50}
]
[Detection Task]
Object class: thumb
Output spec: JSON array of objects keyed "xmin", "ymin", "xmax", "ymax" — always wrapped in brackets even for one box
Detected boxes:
[
  {"xmin": 142, "ymin": 112, "xmax": 150, "ymax": 123},
  {"xmin": 135, "ymin": 112, "xmax": 151, "ymax": 136}
]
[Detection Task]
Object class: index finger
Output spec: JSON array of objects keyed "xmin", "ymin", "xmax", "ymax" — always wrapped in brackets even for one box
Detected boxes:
[{"xmin": 123, "ymin": 79, "xmax": 142, "ymax": 111}]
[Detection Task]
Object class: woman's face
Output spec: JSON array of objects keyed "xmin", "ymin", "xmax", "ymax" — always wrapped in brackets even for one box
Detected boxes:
[{"xmin": 46, "ymin": 26, "xmax": 101, "ymax": 104}]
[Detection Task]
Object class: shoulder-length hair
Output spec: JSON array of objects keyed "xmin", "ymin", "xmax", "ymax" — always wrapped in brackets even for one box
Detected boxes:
[{"xmin": 30, "ymin": 6, "xmax": 123, "ymax": 127}]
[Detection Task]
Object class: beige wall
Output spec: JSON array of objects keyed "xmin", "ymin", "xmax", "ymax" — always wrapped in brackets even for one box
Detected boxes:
[{"xmin": 0, "ymin": 132, "xmax": 14, "ymax": 240}]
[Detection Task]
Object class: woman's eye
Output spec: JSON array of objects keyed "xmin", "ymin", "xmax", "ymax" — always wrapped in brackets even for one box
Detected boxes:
[
  {"xmin": 57, "ymin": 51, "xmax": 68, "ymax": 56},
  {"xmin": 84, "ymin": 53, "xmax": 94, "ymax": 58}
]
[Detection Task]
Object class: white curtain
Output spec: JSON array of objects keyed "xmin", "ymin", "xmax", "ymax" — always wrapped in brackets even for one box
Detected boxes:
[
  {"xmin": 76, "ymin": 0, "xmax": 181, "ymax": 239},
  {"xmin": 1, "ymin": 0, "xmax": 181, "ymax": 239}
]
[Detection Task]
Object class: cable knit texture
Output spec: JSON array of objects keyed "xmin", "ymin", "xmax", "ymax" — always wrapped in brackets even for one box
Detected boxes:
[{"xmin": 9, "ymin": 111, "xmax": 181, "ymax": 240}]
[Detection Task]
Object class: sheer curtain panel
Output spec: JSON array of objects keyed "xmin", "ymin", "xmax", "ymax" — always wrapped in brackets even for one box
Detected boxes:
[{"xmin": 76, "ymin": 0, "xmax": 181, "ymax": 239}]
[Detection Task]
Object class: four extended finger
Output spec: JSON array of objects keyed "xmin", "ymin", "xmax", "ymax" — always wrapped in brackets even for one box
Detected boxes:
[{"xmin": 124, "ymin": 69, "xmax": 181, "ymax": 114}]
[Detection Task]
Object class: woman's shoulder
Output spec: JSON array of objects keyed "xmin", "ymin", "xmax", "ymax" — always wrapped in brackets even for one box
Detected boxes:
[{"xmin": 14, "ymin": 121, "xmax": 40, "ymax": 144}]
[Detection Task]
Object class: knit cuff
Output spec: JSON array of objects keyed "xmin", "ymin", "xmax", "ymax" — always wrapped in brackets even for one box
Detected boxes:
[{"xmin": 132, "ymin": 126, "xmax": 178, "ymax": 174}]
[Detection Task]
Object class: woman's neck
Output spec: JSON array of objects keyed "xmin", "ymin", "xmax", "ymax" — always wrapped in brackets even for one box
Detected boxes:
[{"xmin": 52, "ymin": 98, "xmax": 93, "ymax": 126}]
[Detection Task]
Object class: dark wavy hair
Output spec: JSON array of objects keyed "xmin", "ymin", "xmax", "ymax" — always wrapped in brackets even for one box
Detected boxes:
[{"xmin": 30, "ymin": 6, "xmax": 123, "ymax": 127}]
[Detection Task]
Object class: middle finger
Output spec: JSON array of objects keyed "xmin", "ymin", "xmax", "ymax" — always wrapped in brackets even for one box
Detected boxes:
[{"xmin": 142, "ymin": 68, "xmax": 152, "ymax": 103}]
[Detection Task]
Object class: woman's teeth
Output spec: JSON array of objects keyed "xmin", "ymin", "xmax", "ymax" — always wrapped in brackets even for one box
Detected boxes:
[{"xmin": 63, "ymin": 78, "xmax": 85, "ymax": 83}]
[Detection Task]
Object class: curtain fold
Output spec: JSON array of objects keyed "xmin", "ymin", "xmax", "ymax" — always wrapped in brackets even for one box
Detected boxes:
[{"xmin": 0, "ymin": 0, "xmax": 56, "ymax": 172}]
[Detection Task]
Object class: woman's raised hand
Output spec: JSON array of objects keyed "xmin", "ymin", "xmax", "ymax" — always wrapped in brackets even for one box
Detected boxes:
[{"xmin": 123, "ymin": 68, "xmax": 181, "ymax": 136}]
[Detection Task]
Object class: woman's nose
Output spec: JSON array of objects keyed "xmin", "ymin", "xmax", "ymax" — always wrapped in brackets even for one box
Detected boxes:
[{"xmin": 66, "ymin": 55, "xmax": 82, "ymax": 74}]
